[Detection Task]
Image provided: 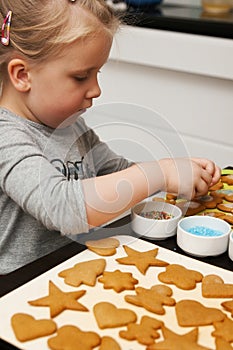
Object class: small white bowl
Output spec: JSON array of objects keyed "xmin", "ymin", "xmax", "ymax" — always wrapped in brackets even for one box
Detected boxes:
[
  {"xmin": 228, "ymin": 230, "xmax": 233, "ymax": 261},
  {"xmin": 177, "ymin": 215, "xmax": 231, "ymax": 257},
  {"xmin": 131, "ymin": 201, "xmax": 182, "ymax": 240}
]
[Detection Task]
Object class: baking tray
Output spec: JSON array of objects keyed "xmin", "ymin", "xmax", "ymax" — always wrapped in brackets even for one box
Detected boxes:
[{"xmin": 0, "ymin": 235, "xmax": 232, "ymax": 350}]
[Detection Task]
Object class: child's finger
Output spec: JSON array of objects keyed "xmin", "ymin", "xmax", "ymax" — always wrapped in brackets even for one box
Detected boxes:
[
  {"xmin": 210, "ymin": 165, "xmax": 221, "ymax": 186},
  {"xmin": 200, "ymin": 168, "xmax": 213, "ymax": 187}
]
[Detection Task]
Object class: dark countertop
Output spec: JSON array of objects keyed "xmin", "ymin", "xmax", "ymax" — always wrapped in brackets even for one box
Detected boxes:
[{"xmin": 122, "ymin": 4, "xmax": 233, "ymax": 39}]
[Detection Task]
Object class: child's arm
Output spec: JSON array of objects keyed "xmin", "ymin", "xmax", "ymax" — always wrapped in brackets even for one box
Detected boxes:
[
  {"xmin": 82, "ymin": 158, "xmax": 221, "ymax": 229},
  {"xmin": 0, "ymin": 120, "xmax": 220, "ymax": 234}
]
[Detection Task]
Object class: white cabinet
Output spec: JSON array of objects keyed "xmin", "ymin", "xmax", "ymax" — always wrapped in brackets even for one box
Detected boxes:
[{"xmin": 86, "ymin": 26, "xmax": 233, "ymax": 168}]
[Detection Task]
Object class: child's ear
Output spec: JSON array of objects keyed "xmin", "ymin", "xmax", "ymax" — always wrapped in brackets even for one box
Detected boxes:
[{"xmin": 7, "ymin": 58, "xmax": 31, "ymax": 92}]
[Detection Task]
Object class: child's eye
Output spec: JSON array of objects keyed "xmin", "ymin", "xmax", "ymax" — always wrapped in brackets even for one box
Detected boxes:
[
  {"xmin": 74, "ymin": 75, "xmax": 88, "ymax": 82},
  {"xmin": 74, "ymin": 70, "xmax": 101, "ymax": 82}
]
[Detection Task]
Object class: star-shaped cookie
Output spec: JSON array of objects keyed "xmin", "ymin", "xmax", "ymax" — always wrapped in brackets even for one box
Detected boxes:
[
  {"xmin": 116, "ymin": 245, "xmax": 168, "ymax": 275},
  {"xmin": 147, "ymin": 326, "xmax": 210, "ymax": 350},
  {"xmin": 98, "ymin": 269, "xmax": 138, "ymax": 292},
  {"xmin": 28, "ymin": 280, "xmax": 88, "ymax": 318}
]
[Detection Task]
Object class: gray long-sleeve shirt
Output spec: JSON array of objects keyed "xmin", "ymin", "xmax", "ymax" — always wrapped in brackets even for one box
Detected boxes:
[{"xmin": 0, "ymin": 108, "xmax": 131, "ymax": 274}]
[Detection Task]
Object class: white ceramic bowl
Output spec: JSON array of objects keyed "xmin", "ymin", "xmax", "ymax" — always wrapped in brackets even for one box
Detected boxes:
[
  {"xmin": 131, "ymin": 201, "xmax": 182, "ymax": 240},
  {"xmin": 228, "ymin": 230, "xmax": 233, "ymax": 261},
  {"xmin": 177, "ymin": 215, "xmax": 231, "ymax": 257}
]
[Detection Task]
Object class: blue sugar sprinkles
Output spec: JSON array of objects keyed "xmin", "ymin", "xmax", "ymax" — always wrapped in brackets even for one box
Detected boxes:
[{"xmin": 187, "ymin": 226, "xmax": 223, "ymax": 237}]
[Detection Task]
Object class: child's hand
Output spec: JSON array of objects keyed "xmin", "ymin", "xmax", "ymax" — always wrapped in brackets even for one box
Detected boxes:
[
  {"xmin": 158, "ymin": 158, "xmax": 221, "ymax": 199},
  {"xmin": 191, "ymin": 158, "xmax": 221, "ymax": 187}
]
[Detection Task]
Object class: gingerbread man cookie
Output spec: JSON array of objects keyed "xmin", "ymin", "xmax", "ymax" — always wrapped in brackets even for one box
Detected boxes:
[
  {"xmin": 119, "ymin": 315, "xmax": 164, "ymax": 346},
  {"xmin": 125, "ymin": 284, "xmax": 176, "ymax": 315}
]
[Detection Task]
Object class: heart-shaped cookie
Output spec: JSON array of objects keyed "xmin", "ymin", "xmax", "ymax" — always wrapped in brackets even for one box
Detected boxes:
[
  {"xmin": 93, "ymin": 302, "xmax": 137, "ymax": 329},
  {"xmin": 11, "ymin": 313, "xmax": 57, "ymax": 342},
  {"xmin": 48, "ymin": 325, "xmax": 101, "ymax": 350},
  {"xmin": 202, "ymin": 274, "xmax": 233, "ymax": 298},
  {"xmin": 99, "ymin": 336, "xmax": 121, "ymax": 350},
  {"xmin": 175, "ymin": 300, "xmax": 225, "ymax": 327}
]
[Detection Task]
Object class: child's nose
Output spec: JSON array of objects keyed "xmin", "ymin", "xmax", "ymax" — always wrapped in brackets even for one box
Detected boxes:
[{"xmin": 86, "ymin": 79, "xmax": 101, "ymax": 99}]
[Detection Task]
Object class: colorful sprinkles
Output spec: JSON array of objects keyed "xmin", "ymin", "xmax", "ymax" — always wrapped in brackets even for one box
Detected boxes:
[{"xmin": 139, "ymin": 210, "xmax": 174, "ymax": 220}]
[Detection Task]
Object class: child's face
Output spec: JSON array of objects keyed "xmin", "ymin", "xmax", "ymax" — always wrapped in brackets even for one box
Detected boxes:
[{"xmin": 27, "ymin": 30, "xmax": 112, "ymax": 128}]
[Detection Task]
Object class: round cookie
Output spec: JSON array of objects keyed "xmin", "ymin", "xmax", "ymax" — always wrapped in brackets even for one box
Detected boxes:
[
  {"xmin": 209, "ymin": 180, "xmax": 223, "ymax": 191},
  {"xmin": 195, "ymin": 195, "xmax": 222, "ymax": 209},
  {"xmin": 217, "ymin": 203, "xmax": 233, "ymax": 214},
  {"xmin": 176, "ymin": 201, "xmax": 205, "ymax": 216},
  {"xmin": 221, "ymin": 214, "xmax": 233, "ymax": 225},
  {"xmin": 211, "ymin": 189, "xmax": 233, "ymax": 202},
  {"xmin": 221, "ymin": 174, "xmax": 233, "ymax": 185}
]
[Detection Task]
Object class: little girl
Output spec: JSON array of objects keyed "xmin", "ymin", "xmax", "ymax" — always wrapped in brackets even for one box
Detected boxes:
[{"xmin": 0, "ymin": 0, "xmax": 220, "ymax": 274}]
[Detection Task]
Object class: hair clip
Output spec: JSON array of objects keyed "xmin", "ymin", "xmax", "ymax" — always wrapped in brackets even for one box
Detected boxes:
[{"xmin": 1, "ymin": 10, "xmax": 12, "ymax": 46}]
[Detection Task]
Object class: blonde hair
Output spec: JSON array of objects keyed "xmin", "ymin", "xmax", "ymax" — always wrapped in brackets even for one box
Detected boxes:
[{"xmin": 0, "ymin": 0, "xmax": 120, "ymax": 81}]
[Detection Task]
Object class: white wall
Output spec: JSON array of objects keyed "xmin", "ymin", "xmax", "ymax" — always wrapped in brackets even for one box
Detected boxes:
[{"xmin": 86, "ymin": 26, "xmax": 233, "ymax": 168}]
